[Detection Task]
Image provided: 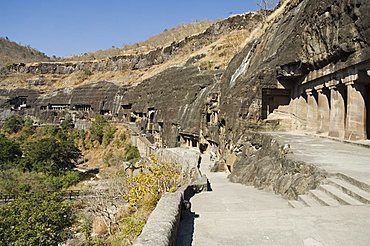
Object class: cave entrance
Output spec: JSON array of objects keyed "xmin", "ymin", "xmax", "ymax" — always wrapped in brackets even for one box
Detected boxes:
[
  {"xmin": 199, "ymin": 143, "xmax": 208, "ymax": 153},
  {"xmin": 261, "ymin": 88, "xmax": 291, "ymax": 119},
  {"xmin": 192, "ymin": 139, "xmax": 198, "ymax": 148}
]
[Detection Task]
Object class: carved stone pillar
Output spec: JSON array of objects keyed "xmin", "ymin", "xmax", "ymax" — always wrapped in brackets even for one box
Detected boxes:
[
  {"xmin": 315, "ymin": 85, "xmax": 330, "ymax": 134},
  {"xmin": 343, "ymin": 74, "xmax": 366, "ymax": 140},
  {"xmin": 326, "ymin": 80, "xmax": 345, "ymax": 138},
  {"xmin": 306, "ymin": 89, "xmax": 318, "ymax": 132},
  {"xmin": 296, "ymin": 95, "xmax": 308, "ymax": 130}
]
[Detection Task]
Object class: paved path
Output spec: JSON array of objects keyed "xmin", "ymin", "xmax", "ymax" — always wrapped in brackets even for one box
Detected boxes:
[
  {"xmin": 177, "ymin": 152, "xmax": 370, "ymax": 246},
  {"xmin": 270, "ymin": 132, "xmax": 370, "ymax": 185}
]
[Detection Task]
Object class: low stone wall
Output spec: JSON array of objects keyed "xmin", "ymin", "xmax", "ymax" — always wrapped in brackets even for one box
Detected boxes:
[
  {"xmin": 134, "ymin": 148, "xmax": 201, "ymax": 246},
  {"xmin": 134, "ymin": 187, "xmax": 185, "ymax": 246},
  {"xmin": 229, "ymin": 132, "xmax": 327, "ymax": 199}
]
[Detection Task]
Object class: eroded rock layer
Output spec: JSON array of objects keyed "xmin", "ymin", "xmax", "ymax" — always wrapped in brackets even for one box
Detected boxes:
[{"xmin": 1, "ymin": 0, "xmax": 370, "ymax": 196}]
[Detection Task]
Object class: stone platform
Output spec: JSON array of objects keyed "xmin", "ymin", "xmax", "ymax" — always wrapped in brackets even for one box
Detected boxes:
[
  {"xmin": 270, "ymin": 132, "xmax": 370, "ymax": 186},
  {"xmin": 177, "ymin": 148, "xmax": 370, "ymax": 245}
]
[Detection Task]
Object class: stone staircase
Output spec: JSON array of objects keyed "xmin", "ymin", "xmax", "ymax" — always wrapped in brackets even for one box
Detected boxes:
[{"xmin": 289, "ymin": 175, "xmax": 370, "ymax": 208}]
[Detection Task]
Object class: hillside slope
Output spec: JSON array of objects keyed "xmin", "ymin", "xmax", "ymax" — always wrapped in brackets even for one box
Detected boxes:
[
  {"xmin": 0, "ymin": 13, "xmax": 263, "ymax": 91},
  {"xmin": 65, "ymin": 21, "xmax": 214, "ymax": 61},
  {"xmin": 0, "ymin": 37, "xmax": 49, "ymax": 68}
]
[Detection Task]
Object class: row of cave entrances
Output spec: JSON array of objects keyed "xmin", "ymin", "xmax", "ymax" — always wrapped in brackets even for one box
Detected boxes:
[{"xmin": 262, "ymin": 83, "xmax": 370, "ymax": 140}]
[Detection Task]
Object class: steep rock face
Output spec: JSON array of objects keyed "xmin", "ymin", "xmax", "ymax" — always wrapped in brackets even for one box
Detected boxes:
[
  {"xmin": 218, "ymin": 0, "xmax": 370, "ymax": 145},
  {"xmin": 0, "ymin": 88, "xmax": 40, "ymax": 120},
  {"xmin": 2, "ymin": 0, "xmax": 369, "ymax": 163},
  {"xmin": 118, "ymin": 66, "xmax": 222, "ymax": 147},
  {"xmin": 0, "ymin": 66, "xmax": 220, "ymax": 147},
  {"xmin": 33, "ymin": 81, "xmax": 120, "ymax": 123}
]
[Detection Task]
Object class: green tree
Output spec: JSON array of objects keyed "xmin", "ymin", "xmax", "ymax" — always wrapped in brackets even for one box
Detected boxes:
[
  {"xmin": 21, "ymin": 137, "xmax": 80, "ymax": 175},
  {"xmin": 125, "ymin": 144, "xmax": 140, "ymax": 161},
  {"xmin": 2, "ymin": 115, "xmax": 24, "ymax": 133},
  {"xmin": 0, "ymin": 192, "xmax": 73, "ymax": 246},
  {"xmin": 90, "ymin": 115, "xmax": 117, "ymax": 146},
  {"xmin": 90, "ymin": 115, "xmax": 107, "ymax": 144},
  {"xmin": 61, "ymin": 116, "xmax": 74, "ymax": 131},
  {"xmin": 0, "ymin": 134, "xmax": 22, "ymax": 170},
  {"xmin": 102, "ymin": 125, "xmax": 117, "ymax": 146}
]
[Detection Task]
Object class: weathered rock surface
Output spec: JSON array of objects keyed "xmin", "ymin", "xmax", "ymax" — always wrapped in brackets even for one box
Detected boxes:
[
  {"xmin": 228, "ymin": 132, "xmax": 327, "ymax": 199},
  {"xmin": 1, "ymin": 0, "xmax": 369, "ymax": 197},
  {"xmin": 0, "ymin": 12, "xmax": 264, "ymax": 76},
  {"xmin": 218, "ymin": 0, "xmax": 370, "ymax": 145}
]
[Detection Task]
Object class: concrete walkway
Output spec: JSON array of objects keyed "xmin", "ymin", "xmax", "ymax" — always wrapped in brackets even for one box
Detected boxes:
[
  {"xmin": 270, "ymin": 132, "xmax": 370, "ymax": 185},
  {"xmin": 177, "ymin": 152, "xmax": 370, "ymax": 246}
]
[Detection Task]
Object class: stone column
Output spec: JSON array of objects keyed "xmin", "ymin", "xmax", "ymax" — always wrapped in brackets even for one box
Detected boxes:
[
  {"xmin": 343, "ymin": 74, "xmax": 366, "ymax": 140},
  {"xmin": 326, "ymin": 80, "xmax": 345, "ymax": 138},
  {"xmin": 306, "ymin": 89, "xmax": 318, "ymax": 132},
  {"xmin": 315, "ymin": 85, "xmax": 330, "ymax": 134},
  {"xmin": 296, "ymin": 95, "xmax": 308, "ymax": 130}
]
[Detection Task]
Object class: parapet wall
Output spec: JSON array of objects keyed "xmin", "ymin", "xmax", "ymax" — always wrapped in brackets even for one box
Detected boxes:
[
  {"xmin": 134, "ymin": 188, "xmax": 184, "ymax": 246},
  {"xmin": 134, "ymin": 148, "xmax": 201, "ymax": 246}
]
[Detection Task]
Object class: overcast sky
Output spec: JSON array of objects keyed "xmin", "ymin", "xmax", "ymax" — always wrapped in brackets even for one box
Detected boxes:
[{"xmin": 1, "ymin": 0, "xmax": 276, "ymax": 57}]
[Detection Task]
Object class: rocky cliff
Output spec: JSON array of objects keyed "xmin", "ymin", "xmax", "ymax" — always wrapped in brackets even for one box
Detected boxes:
[
  {"xmin": 211, "ymin": 0, "xmax": 370, "ymax": 163},
  {"xmin": 0, "ymin": 12, "xmax": 264, "ymax": 76},
  {"xmin": 1, "ymin": 0, "xmax": 369, "ymax": 185}
]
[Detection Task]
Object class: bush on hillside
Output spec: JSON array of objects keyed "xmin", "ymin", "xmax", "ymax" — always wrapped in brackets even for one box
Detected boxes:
[
  {"xmin": 2, "ymin": 115, "xmax": 24, "ymax": 133},
  {"xmin": 21, "ymin": 136, "xmax": 80, "ymax": 175},
  {"xmin": 0, "ymin": 192, "xmax": 73, "ymax": 246},
  {"xmin": 0, "ymin": 134, "xmax": 22, "ymax": 170}
]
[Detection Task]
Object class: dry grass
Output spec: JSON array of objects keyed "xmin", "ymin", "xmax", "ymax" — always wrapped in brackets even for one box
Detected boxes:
[
  {"xmin": 64, "ymin": 20, "xmax": 213, "ymax": 61},
  {"xmin": 194, "ymin": 30, "xmax": 252, "ymax": 70},
  {"xmin": 0, "ymin": 37, "xmax": 49, "ymax": 67},
  {"xmin": 240, "ymin": 0, "xmax": 292, "ymax": 47},
  {"xmin": 0, "ymin": 28, "xmax": 250, "ymax": 91},
  {"xmin": 0, "ymin": 6, "xmax": 294, "ymax": 92}
]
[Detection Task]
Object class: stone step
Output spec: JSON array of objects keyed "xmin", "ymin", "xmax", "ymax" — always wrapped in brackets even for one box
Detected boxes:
[
  {"xmin": 309, "ymin": 189, "xmax": 341, "ymax": 207},
  {"xmin": 288, "ymin": 200, "xmax": 307, "ymax": 208},
  {"xmin": 327, "ymin": 177, "xmax": 370, "ymax": 204},
  {"xmin": 319, "ymin": 185, "xmax": 364, "ymax": 206},
  {"xmin": 298, "ymin": 194, "xmax": 322, "ymax": 207},
  {"xmin": 335, "ymin": 173, "xmax": 370, "ymax": 193}
]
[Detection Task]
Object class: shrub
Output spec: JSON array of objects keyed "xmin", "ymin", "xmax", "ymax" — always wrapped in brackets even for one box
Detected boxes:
[
  {"xmin": 0, "ymin": 134, "xmax": 22, "ymax": 170},
  {"xmin": 125, "ymin": 156, "xmax": 180, "ymax": 208},
  {"xmin": 90, "ymin": 115, "xmax": 107, "ymax": 144},
  {"xmin": 2, "ymin": 115, "xmax": 24, "ymax": 133},
  {"xmin": 0, "ymin": 170, "xmax": 80, "ymax": 194},
  {"xmin": 61, "ymin": 116, "xmax": 74, "ymax": 130},
  {"xmin": 125, "ymin": 144, "xmax": 140, "ymax": 161},
  {"xmin": 46, "ymin": 171, "xmax": 80, "ymax": 190},
  {"xmin": 0, "ymin": 192, "xmax": 73, "ymax": 246},
  {"xmin": 102, "ymin": 125, "xmax": 117, "ymax": 147},
  {"xmin": 21, "ymin": 137, "xmax": 80, "ymax": 175},
  {"xmin": 84, "ymin": 69, "xmax": 93, "ymax": 76}
]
